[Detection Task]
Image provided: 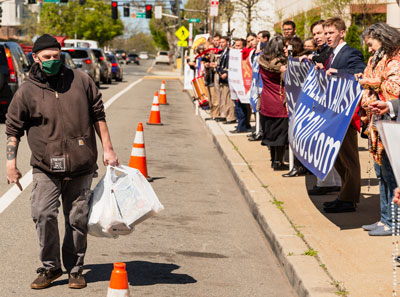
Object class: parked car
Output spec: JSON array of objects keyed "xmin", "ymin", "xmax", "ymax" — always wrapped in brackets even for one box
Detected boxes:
[
  {"xmin": 62, "ymin": 48, "xmax": 101, "ymax": 87},
  {"xmin": 0, "ymin": 41, "xmax": 31, "ymax": 121},
  {"xmin": 155, "ymin": 51, "xmax": 170, "ymax": 65},
  {"xmin": 27, "ymin": 52, "xmax": 77, "ymax": 70},
  {"xmin": 139, "ymin": 51, "xmax": 149, "ymax": 60},
  {"xmin": 106, "ymin": 54, "xmax": 123, "ymax": 81},
  {"xmin": 92, "ymin": 48, "xmax": 112, "ymax": 84},
  {"xmin": 115, "ymin": 50, "xmax": 127, "ymax": 63},
  {"xmin": 126, "ymin": 53, "xmax": 140, "ymax": 65}
]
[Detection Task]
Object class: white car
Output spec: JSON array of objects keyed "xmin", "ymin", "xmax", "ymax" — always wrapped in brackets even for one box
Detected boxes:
[
  {"xmin": 155, "ymin": 51, "xmax": 170, "ymax": 65},
  {"xmin": 139, "ymin": 51, "xmax": 149, "ymax": 60}
]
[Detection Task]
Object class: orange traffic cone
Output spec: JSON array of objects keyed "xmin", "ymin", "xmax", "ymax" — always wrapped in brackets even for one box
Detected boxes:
[
  {"xmin": 107, "ymin": 262, "xmax": 130, "ymax": 297},
  {"xmin": 159, "ymin": 80, "xmax": 168, "ymax": 105},
  {"xmin": 147, "ymin": 91, "xmax": 163, "ymax": 125},
  {"xmin": 128, "ymin": 122, "xmax": 150, "ymax": 180}
]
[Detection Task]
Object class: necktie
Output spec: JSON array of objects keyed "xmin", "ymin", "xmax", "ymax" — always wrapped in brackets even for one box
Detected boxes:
[{"xmin": 326, "ymin": 52, "xmax": 335, "ymax": 70}]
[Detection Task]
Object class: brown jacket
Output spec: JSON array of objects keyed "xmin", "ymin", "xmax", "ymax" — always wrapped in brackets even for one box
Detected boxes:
[{"xmin": 6, "ymin": 63, "xmax": 106, "ymax": 177}]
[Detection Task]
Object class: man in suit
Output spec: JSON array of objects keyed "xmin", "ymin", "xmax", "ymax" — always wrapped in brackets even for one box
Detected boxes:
[{"xmin": 320, "ymin": 17, "xmax": 366, "ymax": 213}]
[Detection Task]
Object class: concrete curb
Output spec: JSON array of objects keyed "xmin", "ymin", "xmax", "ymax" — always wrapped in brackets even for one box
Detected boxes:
[{"xmin": 181, "ymin": 83, "xmax": 338, "ymax": 297}]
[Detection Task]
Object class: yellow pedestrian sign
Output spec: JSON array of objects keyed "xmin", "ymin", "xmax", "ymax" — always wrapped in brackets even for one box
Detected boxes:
[
  {"xmin": 177, "ymin": 40, "xmax": 188, "ymax": 47},
  {"xmin": 175, "ymin": 26, "xmax": 189, "ymax": 41}
]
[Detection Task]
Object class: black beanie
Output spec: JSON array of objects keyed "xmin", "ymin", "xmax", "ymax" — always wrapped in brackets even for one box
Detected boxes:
[{"xmin": 32, "ymin": 34, "xmax": 61, "ymax": 53}]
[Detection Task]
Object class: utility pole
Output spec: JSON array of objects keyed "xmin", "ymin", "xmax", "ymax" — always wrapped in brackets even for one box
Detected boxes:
[{"xmin": 176, "ymin": 0, "xmax": 184, "ymax": 75}]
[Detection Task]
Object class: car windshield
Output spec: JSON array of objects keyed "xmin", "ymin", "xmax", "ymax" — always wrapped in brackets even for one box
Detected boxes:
[
  {"xmin": 92, "ymin": 50, "xmax": 102, "ymax": 58},
  {"xmin": 0, "ymin": 45, "xmax": 8, "ymax": 66},
  {"xmin": 129, "ymin": 54, "xmax": 137, "ymax": 57},
  {"xmin": 159, "ymin": 52, "xmax": 168, "ymax": 55},
  {"xmin": 64, "ymin": 50, "xmax": 88, "ymax": 59},
  {"xmin": 107, "ymin": 55, "xmax": 116, "ymax": 63}
]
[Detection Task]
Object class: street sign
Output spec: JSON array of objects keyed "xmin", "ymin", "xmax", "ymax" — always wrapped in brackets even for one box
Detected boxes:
[
  {"xmin": 44, "ymin": 0, "xmax": 59, "ymax": 2},
  {"xmin": 210, "ymin": 0, "xmax": 219, "ymax": 16},
  {"xmin": 177, "ymin": 40, "xmax": 188, "ymax": 47},
  {"xmin": 175, "ymin": 26, "xmax": 189, "ymax": 41},
  {"xmin": 155, "ymin": 6, "xmax": 162, "ymax": 19},
  {"xmin": 188, "ymin": 18, "xmax": 200, "ymax": 23},
  {"xmin": 132, "ymin": 12, "xmax": 146, "ymax": 18}
]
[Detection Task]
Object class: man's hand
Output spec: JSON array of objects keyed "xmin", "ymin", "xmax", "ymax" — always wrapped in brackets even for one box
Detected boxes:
[
  {"xmin": 369, "ymin": 101, "xmax": 389, "ymax": 115},
  {"xmin": 299, "ymin": 55, "xmax": 308, "ymax": 62},
  {"xmin": 103, "ymin": 149, "xmax": 119, "ymax": 167},
  {"xmin": 393, "ymin": 188, "xmax": 400, "ymax": 207},
  {"xmin": 7, "ymin": 166, "xmax": 23, "ymax": 191},
  {"xmin": 280, "ymin": 65, "xmax": 287, "ymax": 73},
  {"xmin": 220, "ymin": 73, "xmax": 227, "ymax": 80},
  {"xmin": 315, "ymin": 63, "xmax": 324, "ymax": 70},
  {"xmin": 354, "ymin": 73, "xmax": 363, "ymax": 81},
  {"xmin": 210, "ymin": 62, "xmax": 217, "ymax": 68},
  {"xmin": 326, "ymin": 68, "xmax": 338, "ymax": 76}
]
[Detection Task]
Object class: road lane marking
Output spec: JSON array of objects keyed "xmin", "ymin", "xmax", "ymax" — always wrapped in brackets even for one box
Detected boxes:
[
  {"xmin": 146, "ymin": 60, "xmax": 156, "ymax": 73},
  {"xmin": 0, "ymin": 78, "xmax": 144, "ymax": 214},
  {"xmin": 143, "ymin": 76, "xmax": 181, "ymax": 80}
]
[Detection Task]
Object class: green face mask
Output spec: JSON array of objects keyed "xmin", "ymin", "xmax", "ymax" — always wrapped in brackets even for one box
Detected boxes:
[{"xmin": 40, "ymin": 59, "xmax": 62, "ymax": 76}]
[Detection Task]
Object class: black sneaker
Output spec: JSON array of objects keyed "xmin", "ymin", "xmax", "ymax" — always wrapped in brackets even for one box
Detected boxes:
[
  {"xmin": 31, "ymin": 267, "xmax": 63, "ymax": 289},
  {"xmin": 68, "ymin": 271, "xmax": 87, "ymax": 289}
]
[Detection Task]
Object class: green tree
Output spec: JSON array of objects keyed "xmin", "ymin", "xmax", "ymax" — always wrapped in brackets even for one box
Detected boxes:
[
  {"xmin": 38, "ymin": 0, "xmax": 123, "ymax": 46},
  {"xmin": 149, "ymin": 19, "xmax": 170, "ymax": 50},
  {"xmin": 345, "ymin": 24, "xmax": 370, "ymax": 63}
]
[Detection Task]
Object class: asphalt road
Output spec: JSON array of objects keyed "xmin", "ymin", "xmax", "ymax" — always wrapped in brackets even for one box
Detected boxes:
[{"xmin": 0, "ymin": 60, "xmax": 297, "ymax": 297}]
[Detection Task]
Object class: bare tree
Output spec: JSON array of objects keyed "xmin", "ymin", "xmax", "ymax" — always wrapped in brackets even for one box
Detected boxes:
[
  {"xmin": 234, "ymin": 0, "xmax": 261, "ymax": 33},
  {"xmin": 219, "ymin": 0, "xmax": 235, "ymax": 34}
]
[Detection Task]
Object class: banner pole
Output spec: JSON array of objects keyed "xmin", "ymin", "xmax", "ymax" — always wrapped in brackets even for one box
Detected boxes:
[
  {"xmin": 289, "ymin": 146, "xmax": 294, "ymax": 170},
  {"xmin": 255, "ymin": 112, "xmax": 260, "ymax": 135}
]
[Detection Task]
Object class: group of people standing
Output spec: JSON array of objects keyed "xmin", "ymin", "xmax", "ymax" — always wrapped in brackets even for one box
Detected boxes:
[{"xmin": 190, "ymin": 18, "xmax": 400, "ymax": 237}]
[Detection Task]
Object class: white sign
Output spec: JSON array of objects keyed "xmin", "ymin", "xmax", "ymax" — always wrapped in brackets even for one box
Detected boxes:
[
  {"xmin": 155, "ymin": 6, "xmax": 162, "ymax": 19},
  {"xmin": 210, "ymin": 0, "xmax": 219, "ymax": 16},
  {"xmin": 228, "ymin": 49, "xmax": 251, "ymax": 104}
]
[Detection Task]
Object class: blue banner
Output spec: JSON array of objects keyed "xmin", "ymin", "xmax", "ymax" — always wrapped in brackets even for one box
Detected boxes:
[
  {"xmin": 249, "ymin": 53, "xmax": 262, "ymax": 112},
  {"xmin": 288, "ymin": 66, "xmax": 363, "ymax": 180},
  {"xmin": 285, "ymin": 57, "xmax": 312, "ymax": 119}
]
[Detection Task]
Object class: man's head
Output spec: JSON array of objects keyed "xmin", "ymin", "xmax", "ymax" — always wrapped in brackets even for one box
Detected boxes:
[
  {"xmin": 213, "ymin": 33, "xmax": 221, "ymax": 48},
  {"xmin": 311, "ymin": 20, "xmax": 326, "ymax": 48},
  {"xmin": 246, "ymin": 33, "xmax": 258, "ymax": 49},
  {"xmin": 32, "ymin": 34, "xmax": 62, "ymax": 76},
  {"xmin": 257, "ymin": 30, "xmax": 270, "ymax": 43},
  {"xmin": 234, "ymin": 38, "xmax": 246, "ymax": 49},
  {"xmin": 323, "ymin": 17, "xmax": 346, "ymax": 49},
  {"xmin": 282, "ymin": 20, "xmax": 296, "ymax": 38},
  {"xmin": 220, "ymin": 36, "xmax": 229, "ymax": 49}
]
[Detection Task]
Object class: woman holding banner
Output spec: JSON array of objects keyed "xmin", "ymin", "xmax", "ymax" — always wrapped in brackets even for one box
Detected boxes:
[
  {"xmin": 258, "ymin": 36, "xmax": 289, "ymax": 170},
  {"xmin": 357, "ymin": 22, "xmax": 400, "ymax": 236}
]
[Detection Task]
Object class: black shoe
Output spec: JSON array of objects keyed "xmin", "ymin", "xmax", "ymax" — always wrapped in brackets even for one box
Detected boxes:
[
  {"xmin": 31, "ymin": 267, "xmax": 63, "ymax": 289},
  {"xmin": 273, "ymin": 162, "xmax": 289, "ymax": 171},
  {"xmin": 230, "ymin": 129, "xmax": 251, "ymax": 134},
  {"xmin": 223, "ymin": 120, "xmax": 237, "ymax": 124},
  {"xmin": 308, "ymin": 186, "xmax": 341, "ymax": 195},
  {"xmin": 215, "ymin": 117, "xmax": 226, "ymax": 122},
  {"xmin": 323, "ymin": 198, "xmax": 339, "ymax": 208},
  {"xmin": 323, "ymin": 200, "xmax": 356, "ymax": 213},
  {"xmin": 248, "ymin": 134, "xmax": 262, "ymax": 141},
  {"xmin": 282, "ymin": 166, "xmax": 307, "ymax": 177}
]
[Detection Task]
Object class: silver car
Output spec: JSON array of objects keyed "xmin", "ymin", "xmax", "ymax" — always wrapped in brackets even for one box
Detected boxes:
[{"xmin": 61, "ymin": 47, "xmax": 101, "ymax": 86}]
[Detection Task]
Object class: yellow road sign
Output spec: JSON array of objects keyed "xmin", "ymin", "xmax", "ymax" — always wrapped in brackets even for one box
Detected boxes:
[
  {"xmin": 175, "ymin": 26, "xmax": 189, "ymax": 41},
  {"xmin": 177, "ymin": 40, "xmax": 188, "ymax": 47}
]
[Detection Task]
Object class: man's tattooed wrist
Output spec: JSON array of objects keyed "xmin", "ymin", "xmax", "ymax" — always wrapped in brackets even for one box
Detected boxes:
[{"xmin": 6, "ymin": 138, "xmax": 19, "ymax": 161}]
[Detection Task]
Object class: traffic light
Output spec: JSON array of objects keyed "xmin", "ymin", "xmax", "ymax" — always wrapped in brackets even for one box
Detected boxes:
[
  {"xmin": 111, "ymin": 1, "xmax": 118, "ymax": 20},
  {"xmin": 123, "ymin": 4, "xmax": 129, "ymax": 17},
  {"xmin": 60, "ymin": 0, "xmax": 68, "ymax": 3},
  {"xmin": 145, "ymin": 5, "xmax": 152, "ymax": 19},
  {"xmin": 79, "ymin": 0, "xmax": 86, "ymax": 5},
  {"xmin": 0, "ymin": 7, "xmax": 2, "ymax": 23},
  {"xmin": 28, "ymin": 0, "xmax": 36, "ymax": 4}
]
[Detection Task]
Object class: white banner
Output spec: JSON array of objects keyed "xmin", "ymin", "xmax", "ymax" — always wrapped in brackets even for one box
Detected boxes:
[
  {"xmin": 228, "ymin": 49, "xmax": 251, "ymax": 104},
  {"xmin": 184, "ymin": 62, "xmax": 194, "ymax": 90}
]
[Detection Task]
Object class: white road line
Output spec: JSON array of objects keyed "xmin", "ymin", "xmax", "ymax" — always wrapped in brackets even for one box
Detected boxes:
[{"xmin": 0, "ymin": 77, "xmax": 144, "ymax": 214}]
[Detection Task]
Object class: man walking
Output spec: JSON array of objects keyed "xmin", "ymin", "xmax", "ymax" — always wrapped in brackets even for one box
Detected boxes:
[{"xmin": 6, "ymin": 34, "xmax": 118, "ymax": 289}]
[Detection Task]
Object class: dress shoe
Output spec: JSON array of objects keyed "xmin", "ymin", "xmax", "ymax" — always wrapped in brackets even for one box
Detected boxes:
[
  {"xmin": 362, "ymin": 221, "xmax": 381, "ymax": 231},
  {"xmin": 308, "ymin": 185, "xmax": 341, "ymax": 195},
  {"xmin": 248, "ymin": 133, "xmax": 262, "ymax": 141},
  {"xmin": 223, "ymin": 120, "xmax": 237, "ymax": 124},
  {"xmin": 282, "ymin": 166, "xmax": 307, "ymax": 177},
  {"xmin": 324, "ymin": 200, "xmax": 356, "ymax": 213},
  {"xmin": 215, "ymin": 117, "xmax": 226, "ymax": 122},
  {"xmin": 368, "ymin": 225, "xmax": 392, "ymax": 236},
  {"xmin": 230, "ymin": 129, "xmax": 250, "ymax": 134},
  {"xmin": 323, "ymin": 198, "xmax": 339, "ymax": 208},
  {"xmin": 272, "ymin": 162, "xmax": 289, "ymax": 171}
]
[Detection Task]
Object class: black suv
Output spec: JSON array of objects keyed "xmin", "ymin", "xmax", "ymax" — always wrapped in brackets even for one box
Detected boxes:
[{"xmin": 0, "ymin": 42, "xmax": 31, "ymax": 121}]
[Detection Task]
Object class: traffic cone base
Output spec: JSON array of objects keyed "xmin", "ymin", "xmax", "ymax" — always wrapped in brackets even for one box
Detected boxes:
[
  {"xmin": 159, "ymin": 80, "xmax": 168, "ymax": 105},
  {"xmin": 107, "ymin": 262, "xmax": 130, "ymax": 297}
]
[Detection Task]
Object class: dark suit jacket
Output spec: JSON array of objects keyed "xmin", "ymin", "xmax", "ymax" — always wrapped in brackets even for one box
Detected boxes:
[{"xmin": 331, "ymin": 44, "xmax": 366, "ymax": 75}]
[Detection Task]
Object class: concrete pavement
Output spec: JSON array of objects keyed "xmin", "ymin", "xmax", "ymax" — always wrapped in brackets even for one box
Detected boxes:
[{"xmin": 184, "ymin": 83, "xmax": 394, "ymax": 297}]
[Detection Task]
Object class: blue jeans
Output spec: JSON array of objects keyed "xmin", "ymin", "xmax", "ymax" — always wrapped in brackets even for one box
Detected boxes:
[
  {"xmin": 234, "ymin": 100, "xmax": 250, "ymax": 131},
  {"xmin": 374, "ymin": 152, "xmax": 398, "ymax": 228}
]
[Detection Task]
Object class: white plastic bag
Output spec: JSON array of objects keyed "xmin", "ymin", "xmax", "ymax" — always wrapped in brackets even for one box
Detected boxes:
[{"xmin": 88, "ymin": 165, "xmax": 164, "ymax": 238}]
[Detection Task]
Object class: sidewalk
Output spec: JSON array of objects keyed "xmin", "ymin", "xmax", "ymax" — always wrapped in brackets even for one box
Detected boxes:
[{"xmin": 183, "ymin": 86, "xmax": 393, "ymax": 297}]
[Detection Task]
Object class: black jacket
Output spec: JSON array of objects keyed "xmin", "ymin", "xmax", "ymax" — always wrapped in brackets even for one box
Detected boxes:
[
  {"xmin": 217, "ymin": 47, "xmax": 229, "ymax": 84},
  {"xmin": 6, "ymin": 63, "xmax": 105, "ymax": 177},
  {"xmin": 312, "ymin": 44, "xmax": 333, "ymax": 65}
]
